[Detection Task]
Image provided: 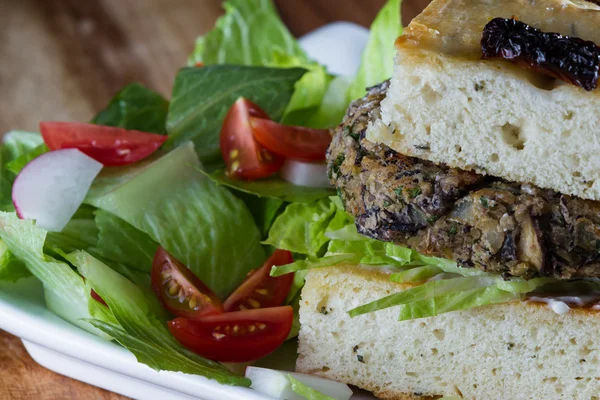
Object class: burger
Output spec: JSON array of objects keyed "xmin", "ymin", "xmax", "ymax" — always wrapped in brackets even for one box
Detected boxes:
[{"xmin": 295, "ymin": 0, "xmax": 600, "ymax": 398}]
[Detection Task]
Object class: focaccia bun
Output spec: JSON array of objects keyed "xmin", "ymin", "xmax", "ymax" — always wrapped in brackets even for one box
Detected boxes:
[
  {"xmin": 367, "ymin": 0, "xmax": 600, "ymax": 201},
  {"xmin": 296, "ymin": 265, "xmax": 600, "ymax": 399}
]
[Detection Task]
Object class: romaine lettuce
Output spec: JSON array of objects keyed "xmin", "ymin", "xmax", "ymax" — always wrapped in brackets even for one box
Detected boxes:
[
  {"xmin": 92, "ymin": 83, "xmax": 169, "ymax": 134},
  {"xmin": 263, "ymin": 199, "xmax": 336, "ymax": 256},
  {"xmin": 95, "ymin": 210, "xmax": 157, "ymax": 272},
  {"xmin": 86, "ymin": 143, "xmax": 265, "ymax": 299},
  {"xmin": 347, "ymin": 0, "xmax": 403, "ymax": 101},
  {"xmin": 0, "ymin": 239, "xmax": 29, "ymax": 282},
  {"xmin": 189, "ymin": 0, "xmax": 307, "ymax": 67},
  {"xmin": 0, "ymin": 212, "xmax": 99, "ymax": 335},
  {"xmin": 204, "ymin": 169, "xmax": 334, "ymax": 203},
  {"xmin": 166, "ymin": 65, "xmax": 306, "ymax": 166}
]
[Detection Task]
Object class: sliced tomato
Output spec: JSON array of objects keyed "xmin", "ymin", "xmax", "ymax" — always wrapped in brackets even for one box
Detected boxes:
[
  {"xmin": 250, "ymin": 117, "xmax": 331, "ymax": 161},
  {"xmin": 223, "ymin": 249, "xmax": 293, "ymax": 312},
  {"xmin": 40, "ymin": 122, "xmax": 167, "ymax": 166},
  {"xmin": 220, "ymin": 98, "xmax": 284, "ymax": 180},
  {"xmin": 168, "ymin": 306, "xmax": 293, "ymax": 362},
  {"xmin": 151, "ymin": 247, "xmax": 223, "ymax": 319},
  {"xmin": 91, "ymin": 289, "xmax": 108, "ymax": 308}
]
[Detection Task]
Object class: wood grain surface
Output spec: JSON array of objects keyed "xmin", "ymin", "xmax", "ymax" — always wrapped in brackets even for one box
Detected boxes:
[{"xmin": 0, "ymin": 0, "xmax": 430, "ymax": 398}]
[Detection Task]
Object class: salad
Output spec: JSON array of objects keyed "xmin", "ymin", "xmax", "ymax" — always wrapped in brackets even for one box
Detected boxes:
[{"xmin": 0, "ymin": 0, "xmax": 402, "ymax": 397}]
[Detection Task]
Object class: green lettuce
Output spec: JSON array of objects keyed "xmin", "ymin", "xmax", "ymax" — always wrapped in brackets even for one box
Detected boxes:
[
  {"xmin": 95, "ymin": 210, "xmax": 157, "ymax": 272},
  {"xmin": 304, "ymin": 76, "xmax": 352, "ymax": 130},
  {"xmin": 271, "ymin": 254, "xmax": 359, "ymax": 277},
  {"xmin": 264, "ymin": 199, "xmax": 336, "ymax": 256},
  {"xmin": 68, "ymin": 251, "xmax": 248, "ymax": 386},
  {"xmin": 276, "ymin": 54, "xmax": 333, "ymax": 128},
  {"xmin": 347, "ymin": 0, "xmax": 403, "ymax": 101},
  {"xmin": 45, "ymin": 205, "xmax": 99, "ymax": 254},
  {"xmin": 1, "ymin": 131, "xmax": 44, "ymax": 210},
  {"xmin": 189, "ymin": 0, "xmax": 307, "ymax": 67},
  {"xmin": 166, "ymin": 65, "xmax": 305, "ymax": 166},
  {"xmin": 86, "ymin": 143, "xmax": 265, "ymax": 299},
  {"xmin": 92, "ymin": 83, "xmax": 169, "ymax": 134},
  {"xmin": 204, "ymin": 170, "xmax": 334, "ymax": 203},
  {"xmin": 233, "ymin": 193, "xmax": 286, "ymax": 238},
  {"xmin": 5, "ymin": 144, "xmax": 49, "ymax": 176},
  {"xmin": 0, "ymin": 212, "xmax": 100, "ymax": 335},
  {"xmin": 0, "ymin": 239, "xmax": 29, "ymax": 282},
  {"xmin": 2, "ymin": 131, "xmax": 44, "ymax": 162}
]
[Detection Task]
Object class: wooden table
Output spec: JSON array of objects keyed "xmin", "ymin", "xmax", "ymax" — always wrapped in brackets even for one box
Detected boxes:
[{"xmin": 0, "ymin": 0, "xmax": 431, "ymax": 398}]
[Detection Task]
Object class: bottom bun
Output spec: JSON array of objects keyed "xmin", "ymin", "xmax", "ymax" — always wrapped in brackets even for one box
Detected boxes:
[{"xmin": 296, "ymin": 265, "xmax": 600, "ymax": 400}]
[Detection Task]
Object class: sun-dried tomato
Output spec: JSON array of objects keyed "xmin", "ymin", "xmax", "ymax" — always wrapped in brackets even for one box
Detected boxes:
[{"xmin": 481, "ymin": 18, "xmax": 600, "ymax": 91}]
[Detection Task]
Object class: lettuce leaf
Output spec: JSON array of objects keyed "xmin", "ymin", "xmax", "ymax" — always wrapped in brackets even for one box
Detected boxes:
[
  {"xmin": 0, "ymin": 212, "xmax": 100, "ymax": 335},
  {"xmin": 2, "ymin": 131, "xmax": 44, "ymax": 162},
  {"xmin": 233, "ymin": 192, "xmax": 286, "ymax": 238},
  {"xmin": 204, "ymin": 170, "xmax": 334, "ymax": 203},
  {"xmin": 166, "ymin": 65, "xmax": 305, "ymax": 166},
  {"xmin": 390, "ymin": 265, "xmax": 442, "ymax": 283},
  {"xmin": 271, "ymin": 254, "xmax": 359, "ymax": 277},
  {"xmin": 1, "ymin": 131, "xmax": 44, "ymax": 210},
  {"xmin": 45, "ymin": 205, "xmax": 99, "ymax": 254},
  {"xmin": 86, "ymin": 143, "xmax": 265, "ymax": 299},
  {"xmin": 95, "ymin": 210, "xmax": 157, "ymax": 272},
  {"xmin": 349, "ymin": 276, "xmax": 501, "ymax": 317},
  {"xmin": 68, "ymin": 251, "xmax": 248, "ymax": 386},
  {"xmin": 397, "ymin": 285, "xmax": 521, "ymax": 321},
  {"xmin": 276, "ymin": 54, "xmax": 333, "ymax": 128},
  {"xmin": 347, "ymin": 0, "xmax": 403, "ymax": 101},
  {"xmin": 5, "ymin": 144, "xmax": 49, "ymax": 176},
  {"xmin": 92, "ymin": 83, "xmax": 169, "ymax": 134},
  {"xmin": 263, "ymin": 199, "xmax": 336, "ymax": 256},
  {"xmin": 304, "ymin": 75, "xmax": 352, "ymax": 130},
  {"xmin": 189, "ymin": 0, "xmax": 307, "ymax": 67},
  {"xmin": 0, "ymin": 239, "xmax": 29, "ymax": 282}
]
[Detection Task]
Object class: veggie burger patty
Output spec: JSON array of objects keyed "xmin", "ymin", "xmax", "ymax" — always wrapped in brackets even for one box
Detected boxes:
[{"xmin": 328, "ymin": 81, "xmax": 600, "ymax": 280}]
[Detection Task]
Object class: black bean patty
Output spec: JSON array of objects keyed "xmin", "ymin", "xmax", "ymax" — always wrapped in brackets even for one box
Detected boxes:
[{"xmin": 327, "ymin": 81, "xmax": 600, "ymax": 280}]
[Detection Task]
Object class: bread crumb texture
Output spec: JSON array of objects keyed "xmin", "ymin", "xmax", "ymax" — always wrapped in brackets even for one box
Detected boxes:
[
  {"xmin": 368, "ymin": 48, "xmax": 600, "ymax": 201},
  {"xmin": 297, "ymin": 265, "xmax": 600, "ymax": 400}
]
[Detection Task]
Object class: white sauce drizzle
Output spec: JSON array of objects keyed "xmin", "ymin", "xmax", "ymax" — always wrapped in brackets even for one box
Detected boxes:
[{"xmin": 528, "ymin": 295, "xmax": 600, "ymax": 315}]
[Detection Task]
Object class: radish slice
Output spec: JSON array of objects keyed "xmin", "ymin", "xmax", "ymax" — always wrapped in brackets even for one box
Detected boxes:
[
  {"xmin": 280, "ymin": 159, "xmax": 331, "ymax": 188},
  {"xmin": 246, "ymin": 366, "xmax": 353, "ymax": 400},
  {"xmin": 12, "ymin": 149, "xmax": 103, "ymax": 232}
]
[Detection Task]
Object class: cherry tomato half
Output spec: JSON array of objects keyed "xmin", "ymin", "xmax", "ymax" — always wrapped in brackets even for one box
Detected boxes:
[
  {"xmin": 250, "ymin": 117, "xmax": 332, "ymax": 161},
  {"xmin": 40, "ymin": 122, "xmax": 167, "ymax": 166},
  {"xmin": 151, "ymin": 247, "xmax": 223, "ymax": 319},
  {"xmin": 168, "ymin": 306, "xmax": 293, "ymax": 362},
  {"xmin": 223, "ymin": 249, "xmax": 293, "ymax": 312},
  {"xmin": 220, "ymin": 98, "xmax": 284, "ymax": 180}
]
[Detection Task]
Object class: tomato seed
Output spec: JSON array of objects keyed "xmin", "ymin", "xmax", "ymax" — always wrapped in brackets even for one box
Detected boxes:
[
  {"xmin": 248, "ymin": 298, "xmax": 261, "ymax": 309},
  {"xmin": 188, "ymin": 296, "xmax": 197, "ymax": 309},
  {"xmin": 168, "ymin": 281, "xmax": 180, "ymax": 296},
  {"xmin": 258, "ymin": 323, "xmax": 266, "ymax": 330},
  {"xmin": 254, "ymin": 288, "xmax": 269, "ymax": 296}
]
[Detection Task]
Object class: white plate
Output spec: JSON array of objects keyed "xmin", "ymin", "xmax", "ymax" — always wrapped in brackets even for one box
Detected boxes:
[{"xmin": 0, "ymin": 22, "xmax": 371, "ymax": 400}]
